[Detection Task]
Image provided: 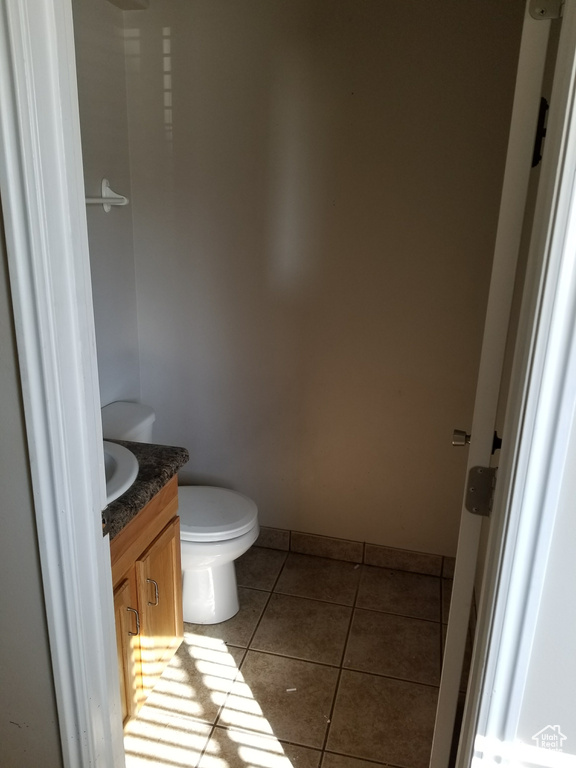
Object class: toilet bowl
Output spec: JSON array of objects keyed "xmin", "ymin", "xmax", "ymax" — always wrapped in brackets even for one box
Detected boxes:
[
  {"xmin": 101, "ymin": 401, "xmax": 260, "ymax": 626},
  {"xmin": 178, "ymin": 485, "xmax": 259, "ymax": 624}
]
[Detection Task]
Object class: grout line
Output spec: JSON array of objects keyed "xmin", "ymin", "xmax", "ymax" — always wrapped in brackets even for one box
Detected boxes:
[
  {"xmin": 337, "ymin": 600, "xmax": 356, "ymax": 670},
  {"xmin": 209, "ymin": 660, "xmax": 245, "ymax": 729},
  {"xmin": 242, "ymin": 554, "xmax": 289, "ymax": 653},
  {"xmin": 245, "ymin": 591, "xmax": 274, "ymax": 651},
  {"xmin": 271, "ymin": 588, "xmax": 356, "ymax": 609},
  {"xmin": 211, "ymin": 722, "xmax": 326, "ymax": 757},
  {"xmin": 237, "ymin": 584, "xmax": 278, "ymax": 594},
  {"xmin": 244, "ymin": 562, "xmax": 443, "ymax": 619},
  {"xmin": 271, "ymin": 552, "xmax": 289, "ymax": 591},
  {"xmin": 206, "ymin": 643, "xmax": 246, "ymax": 727},
  {"xmin": 238, "ymin": 646, "xmax": 347, "ymax": 671},
  {"xmin": 324, "ymin": 748, "xmax": 408, "ymax": 768},
  {"xmin": 352, "ymin": 564, "xmax": 362, "ymax": 608},
  {"xmin": 195, "ymin": 723, "xmax": 216, "ymax": 768},
  {"xmin": 341, "ymin": 663, "xmax": 441, "ymax": 690},
  {"xmin": 258, "ymin": 543, "xmax": 443, "ymax": 577},
  {"xmin": 259, "ymin": 531, "xmax": 445, "ymax": 575},
  {"xmin": 327, "ymin": 568, "xmax": 362, "ymax": 742},
  {"xmin": 320, "ymin": 667, "xmax": 343, "ymax": 754},
  {"xmin": 351, "ymin": 602, "xmax": 442, "ymax": 624},
  {"xmin": 199, "ymin": 586, "xmax": 278, "ymax": 728}
]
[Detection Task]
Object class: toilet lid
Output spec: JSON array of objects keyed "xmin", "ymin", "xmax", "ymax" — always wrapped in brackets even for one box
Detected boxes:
[{"xmin": 178, "ymin": 486, "xmax": 258, "ymax": 542}]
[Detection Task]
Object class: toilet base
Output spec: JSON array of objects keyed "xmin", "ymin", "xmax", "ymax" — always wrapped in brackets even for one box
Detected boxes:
[{"xmin": 182, "ymin": 561, "xmax": 240, "ymax": 624}]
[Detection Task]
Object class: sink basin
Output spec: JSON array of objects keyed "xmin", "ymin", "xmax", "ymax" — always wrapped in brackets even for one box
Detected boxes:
[{"xmin": 104, "ymin": 440, "xmax": 139, "ymax": 504}]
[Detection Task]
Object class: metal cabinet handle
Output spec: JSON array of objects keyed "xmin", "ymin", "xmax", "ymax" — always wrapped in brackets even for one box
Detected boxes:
[
  {"xmin": 147, "ymin": 578, "xmax": 159, "ymax": 607},
  {"xmin": 127, "ymin": 607, "xmax": 140, "ymax": 636}
]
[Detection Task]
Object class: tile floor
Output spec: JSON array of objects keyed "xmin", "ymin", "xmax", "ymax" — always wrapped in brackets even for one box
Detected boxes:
[{"xmin": 125, "ymin": 547, "xmax": 463, "ymax": 768}]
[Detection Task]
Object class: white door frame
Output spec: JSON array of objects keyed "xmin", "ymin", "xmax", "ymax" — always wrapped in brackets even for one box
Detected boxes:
[
  {"xmin": 0, "ymin": 1, "xmax": 123, "ymax": 766},
  {"xmin": 430, "ymin": 5, "xmax": 553, "ymax": 765},
  {"xmin": 1, "ymin": 2, "xmax": 574, "ymax": 768},
  {"xmin": 459, "ymin": 0, "xmax": 576, "ymax": 764}
]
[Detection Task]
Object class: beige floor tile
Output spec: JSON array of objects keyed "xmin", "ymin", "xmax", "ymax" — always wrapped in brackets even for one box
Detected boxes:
[
  {"xmin": 199, "ymin": 726, "xmax": 322, "ymax": 768},
  {"xmin": 236, "ymin": 547, "xmax": 288, "ymax": 591},
  {"xmin": 125, "ymin": 714, "xmax": 212, "ymax": 768},
  {"xmin": 217, "ymin": 651, "xmax": 339, "ymax": 748},
  {"xmin": 344, "ymin": 609, "xmax": 440, "ymax": 685},
  {"xmin": 275, "ymin": 554, "xmax": 360, "ymax": 605},
  {"xmin": 185, "ymin": 587, "xmax": 269, "ymax": 648},
  {"xmin": 357, "ymin": 567, "xmax": 440, "ymax": 621},
  {"xmin": 364, "ymin": 544, "xmax": 442, "ymax": 577},
  {"xmin": 251, "ymin": 594, "xmax": 352, "ymax": 665},
  {"xmin": 141, "ymin": 633, "xmax": 245, "ymax": 724},
  {"xmin": 257, "ymin": 527, "xmax": 290, "ymax": 551},
  {"xmin": 290, "ymin": 532, "xmax": 363, "ymax": 563},
  {"xmin": 322, "ymin": 754, "xmax": 390, "ymax": 768},
  {"xmin": 124, "ymin": 551, "xmax": 443, "ymax": 767},
  {"xmin": 442, "ymin": 557, "xmax": 456, "ymax": 579},
  {"xmin": 326, "ymin": 670, "xmax": 438, "ymax": 768},
  {"xmin": 442, "ymin": 579, "xmax": 452, "ymax": 624}
]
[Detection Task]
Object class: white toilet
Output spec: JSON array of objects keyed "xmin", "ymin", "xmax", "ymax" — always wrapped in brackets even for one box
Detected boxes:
[
  {"xmin": 179, "ymin": 486, "xmax": 258, "ymax": 624},
  {"xmin": 101, "ymin": 401, "xmax": 260, "ymax": 625}
]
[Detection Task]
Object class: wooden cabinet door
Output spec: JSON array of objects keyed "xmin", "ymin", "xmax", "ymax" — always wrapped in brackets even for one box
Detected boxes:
[
  {"xmin": 136, "ymin": 516, "xmax": 183, "ymax": 699},
  {"xmin": 113, "ymin": 577, "xmax": 140, "ymax": 724}
]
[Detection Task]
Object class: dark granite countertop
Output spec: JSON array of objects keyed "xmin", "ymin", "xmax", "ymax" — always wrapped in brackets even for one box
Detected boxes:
[{"xmin": 103, "ymin": 441, "xmax": 189, "ymax": 540}]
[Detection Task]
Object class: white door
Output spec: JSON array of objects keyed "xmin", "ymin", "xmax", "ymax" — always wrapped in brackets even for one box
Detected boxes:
[
  {"xmin": 430, "ymin": 3, "xmax": 561, "ymax": 766},
  {"xmin": 457, "ymin": 0, "xmax": 576, "ymax": 763}
]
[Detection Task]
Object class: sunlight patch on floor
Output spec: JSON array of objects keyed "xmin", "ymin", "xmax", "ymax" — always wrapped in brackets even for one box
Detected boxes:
[
  {"xmin": 124, "ymin": 632, "xmax": 294, "ymax": 768},
  {"xmin": 201, "ymin": 727, "xmax": 312, "ymax": 768}
]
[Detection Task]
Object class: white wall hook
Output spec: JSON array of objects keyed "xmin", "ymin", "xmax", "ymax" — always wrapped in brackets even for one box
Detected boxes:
[{"xmin": 85, "ymin": 178, "xmax": 129, "ymax": 212}]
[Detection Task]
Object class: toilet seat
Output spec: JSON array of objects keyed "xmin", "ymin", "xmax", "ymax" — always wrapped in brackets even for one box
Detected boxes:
[{"xmin": 178, "ymin": 486, "xmax": 258, "ymax": 542}]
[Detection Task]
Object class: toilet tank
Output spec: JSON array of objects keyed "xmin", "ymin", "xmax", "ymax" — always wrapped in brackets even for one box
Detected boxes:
[{"xmin": 101, "ymin": 401, "xmax": 156, "ymax": 442}]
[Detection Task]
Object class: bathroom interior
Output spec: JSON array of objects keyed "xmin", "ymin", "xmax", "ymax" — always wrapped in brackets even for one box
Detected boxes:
[{"xmin": 72, "ymin": 0, "xmax": 527, "ymax": 765}]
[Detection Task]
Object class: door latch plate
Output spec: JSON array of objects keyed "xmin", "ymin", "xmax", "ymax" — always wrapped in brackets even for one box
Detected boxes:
[{"xmin": 465, "ymin": 466, "xmax": 497, "ymax": 517}]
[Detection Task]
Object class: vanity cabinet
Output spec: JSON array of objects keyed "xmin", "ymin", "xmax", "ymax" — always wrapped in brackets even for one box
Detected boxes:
[
  {"xmin": 110, "ymin": 476, "xmax": 183, "ymax": 724},
  {"xmin": 113, "ymin": 578, "xmax": 138, "ymax": 724}
]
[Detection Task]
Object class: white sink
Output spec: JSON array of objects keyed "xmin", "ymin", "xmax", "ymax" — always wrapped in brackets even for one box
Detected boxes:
[{"xmin": 104, "ymin": 440, "xmax": 139, "ymax": 504}]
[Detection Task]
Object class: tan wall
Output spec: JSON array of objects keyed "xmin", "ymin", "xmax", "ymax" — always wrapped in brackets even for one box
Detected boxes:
[
  {"xmin": 73, "ymin": 0, "xmax": 141, "ymax": 407},
  {"xmin": 0, "ymin": 207, "xmax": 63, "ymax": 766},
  {"xmin": 65, "ymin": 0, "xmax": 528, "ymax": 558},
  {"xmin": 123, "ymin": 0, "xmax": 524, "ymax": 555}
]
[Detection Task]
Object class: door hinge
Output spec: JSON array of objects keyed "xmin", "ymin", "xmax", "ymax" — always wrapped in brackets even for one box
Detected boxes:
[
  {"xmin": 465, "ymin": 466, "xmax": 497, "ymax": 517},
  {"xmin": 529, "ymin": 0, "xmax": 563, "ymax": 19}
]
